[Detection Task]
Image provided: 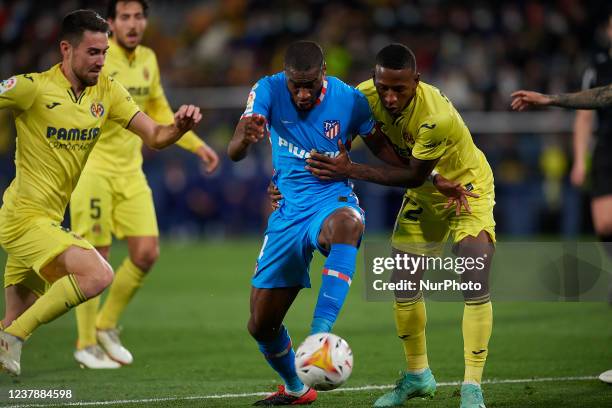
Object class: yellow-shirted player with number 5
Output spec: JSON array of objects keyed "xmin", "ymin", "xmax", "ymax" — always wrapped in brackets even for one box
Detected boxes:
[
  {"xmin": 69, "ymin": 0, "xmax": 219, "ymax": 369},
  {"xmin": 0, "ymin": 9, "xmax": 201, "ymax": 376}
]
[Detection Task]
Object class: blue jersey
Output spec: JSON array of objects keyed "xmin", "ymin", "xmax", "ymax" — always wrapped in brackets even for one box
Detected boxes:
[{"xmin": 242, "ymin": 73, "xmax": 375, "ymax": 217}]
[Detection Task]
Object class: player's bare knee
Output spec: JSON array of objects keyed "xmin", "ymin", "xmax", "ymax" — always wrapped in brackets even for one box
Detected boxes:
[
  {"xmin": 130, "ymin": 245, "xmax": 159, "ymax": 273},
  {"xmin": 460, "ymin": 268, "xmax": 490, "ymax": 301},
  {"xmin": 328, "ymin": 208, "xmax": 364, "ymax": 245},
  {"xmin": 96, "ymin": 246, "xmax": 111, "ymax": 261},
  {"xmin": 247, "ymin": 316, "xmax": 279, "ymax": 341},
  {"xmin": 99, "ymin": 261, "xmax": 114, "ymax": 288},
  {"xmin": 247, "ymin": 317, "xmax": 267, "ymax": 341},
  {"xmin": 85, "ymin": 260, "xmax": 113, "ymax": 298}
]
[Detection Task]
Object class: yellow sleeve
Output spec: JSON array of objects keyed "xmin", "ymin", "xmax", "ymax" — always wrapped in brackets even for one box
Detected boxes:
[
  {"xmin": 0, "ymin": 74, "xmax": 38, "ymax": 111},
  {"xmin": 145, "ymin": 60, "xmax": 205, "ymax": 153},
  {"xmin": 411, "ymin": 113, "xmax": 452, "ymax": 161},
  {"xmin": 107, "ymin": 77, "xmax": 140, "ymax": 127}
]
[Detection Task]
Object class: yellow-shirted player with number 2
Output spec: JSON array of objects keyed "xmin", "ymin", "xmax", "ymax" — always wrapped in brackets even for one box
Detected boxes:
[
  {"xmin": 306, "ymin": 44, "xmax": 495, "ymax": 408},
  {"xmin": 70, "ymin": 0, "xmax": 219, "ymax": 369},
  {"xmin": 0, "ymin": 9, "xmax": 201, "ymax": 377}
]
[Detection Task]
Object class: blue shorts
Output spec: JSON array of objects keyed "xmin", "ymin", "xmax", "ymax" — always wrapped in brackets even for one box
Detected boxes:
[{"xmin": 252, "ymin": 200, "xmax": 365, "ymax": 289}]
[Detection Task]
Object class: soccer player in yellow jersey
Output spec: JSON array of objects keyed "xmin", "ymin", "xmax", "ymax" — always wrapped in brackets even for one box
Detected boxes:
[
  {"xmin": 69, "ymin": 0, "xmax": 219, "ymax": 369},
  {"xmin": 307, "ymin": 44, "xmax": 495, "ymax": 408},
  {"xmin": 0, "ymin": 9, "xmax": 201, "ymax": 376}
]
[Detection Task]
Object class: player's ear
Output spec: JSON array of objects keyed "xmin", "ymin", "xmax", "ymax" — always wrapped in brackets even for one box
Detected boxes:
[
  {"xmin": 322, "ymin": 62, "xmax": 327, "ymax": 77},
  {"xmin": 59, "ymin": 40, "xmax": 71, "ymax": 59},
  {"xmin": 415, "ymin": 72, "xmax": 421, "ymax": 84}
]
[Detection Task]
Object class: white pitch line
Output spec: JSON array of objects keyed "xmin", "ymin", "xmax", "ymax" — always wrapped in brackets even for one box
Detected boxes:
[{"xmin": 0, "ymin": 375, "xmax": 599, "ymax": 408}]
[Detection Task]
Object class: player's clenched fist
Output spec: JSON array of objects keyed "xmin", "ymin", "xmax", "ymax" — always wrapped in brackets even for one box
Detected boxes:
[
  {"xmin": 228, "ymin": 113, "xmax": 268, "ymax": 161},
  {"xmin": 174, "ymin": 104, "xmax": 202, "ymax": 133},
  {"xmin": 242, "ymin": 114, "xmax": 267, "ymax": 144}
]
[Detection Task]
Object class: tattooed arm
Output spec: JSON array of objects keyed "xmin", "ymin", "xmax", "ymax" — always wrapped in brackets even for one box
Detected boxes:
[{"xmin": 511, "ymin": 84, "xmax": 612, "ymax": 111}]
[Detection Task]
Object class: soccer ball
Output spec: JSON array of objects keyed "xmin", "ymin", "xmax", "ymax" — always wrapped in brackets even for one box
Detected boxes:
[{"xmin": 294, "ymin": 333, "xmax": 353, "ymax": 391}]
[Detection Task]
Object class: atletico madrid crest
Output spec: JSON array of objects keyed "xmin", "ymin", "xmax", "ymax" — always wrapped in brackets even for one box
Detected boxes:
[{"xmin": 323, "ymin": 120, "xmax": 340, "ymax": 139}]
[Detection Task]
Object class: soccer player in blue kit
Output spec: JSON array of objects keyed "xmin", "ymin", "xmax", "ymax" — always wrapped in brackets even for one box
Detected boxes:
[{"xmin": 228, "ymin": 41, "xmax": 375, "ymax": 405}]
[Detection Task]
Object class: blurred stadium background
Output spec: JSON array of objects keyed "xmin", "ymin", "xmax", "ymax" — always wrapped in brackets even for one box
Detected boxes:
[
  {"xmin": 2, "ymin": 0, "xmax": 612, "ymax": 238},
  {"xmin": 1, "ymin": 1, "xmax": 612, "ymax": 407}
]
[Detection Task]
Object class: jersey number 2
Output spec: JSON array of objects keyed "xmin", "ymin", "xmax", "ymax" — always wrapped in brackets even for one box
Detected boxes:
[{"xmin": 403, "ymin": 198, "xmax": 422, "ymax": 221}]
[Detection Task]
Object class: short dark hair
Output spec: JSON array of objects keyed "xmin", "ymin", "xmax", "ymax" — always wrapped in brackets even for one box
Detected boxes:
[
  {"xmin": 60, "ymin": 9, "xmax": 109, "ymax": 45},
  {"xmin": 376, "ymin": 43, "xmax": 417, "ymax": 71},
  {"xmin": 107, "ymin": 0, "xmax": 150, "ymax": 19},
  {"xmin": 284, "ymin": 41, "xmax": 324, "ymax": 72}
]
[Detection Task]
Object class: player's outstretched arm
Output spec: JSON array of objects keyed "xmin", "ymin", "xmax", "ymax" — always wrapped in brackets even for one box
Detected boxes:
[
  {"xmin": 128, "ymin": 105, "xmax": 202, "ymax": 150},
  {"xmin": 360, "ymin": 125, "xmax": 478, "ymax": 213},
  {"xmin": 510, "ymin": 90, "xmax": 553, "ymax": 111},
  {"xmin": 228, "ymin": 114, "xmax": 267, "ymax": 161},
  {"xmin": 511, "ymin": 84, "xmax": 612, "ymax": 110},
  {"xmin": 434, "ymin": 174, "xmax": 479, "ymax": 215},
  {"xmin": 306, "ymin": 139, "xmax": 435, "ymax": 188}
]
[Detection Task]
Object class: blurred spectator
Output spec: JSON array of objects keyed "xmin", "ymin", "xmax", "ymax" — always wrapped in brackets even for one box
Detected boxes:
[{"xmin": 1, "ymin": 0, "xmax": 609, "ymax": 237}]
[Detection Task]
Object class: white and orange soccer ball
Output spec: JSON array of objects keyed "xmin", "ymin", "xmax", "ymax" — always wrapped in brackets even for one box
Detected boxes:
[{"xmin": 294, "ymin": 333, "xmax": 353, "ymax": 391}]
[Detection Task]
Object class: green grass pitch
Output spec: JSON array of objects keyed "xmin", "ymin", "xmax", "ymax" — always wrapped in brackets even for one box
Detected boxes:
[{"xmin": 0, "ymin": 239, "xmax": 610, "ymax": 407}]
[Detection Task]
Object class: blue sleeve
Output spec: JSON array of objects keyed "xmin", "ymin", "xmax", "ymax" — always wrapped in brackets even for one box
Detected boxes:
[
  {"xmin": 351, "ymin": 89, "xmax": 375, "ymax": 136},
  {"xmin": 241, "ymin": 77, "xmax": 273, "ymax": 120}
]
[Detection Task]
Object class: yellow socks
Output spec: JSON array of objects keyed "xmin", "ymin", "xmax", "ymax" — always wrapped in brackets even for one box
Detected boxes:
[
  {"xmin": 462, "ymin": 297, "xmax": 493, "ymax": 383},
  {"xmin": 394, "ymin": 292, "xmax": 492, "ymax": 382},
  {"xmin": 96, "ymin": 258, "xmax": 145, "ymax": 330},
  {"xmin": 394, "ymin": 293, "xmax": 429, "ymax": 371},
  {"xmin": 6, "ymin": 275, "xmax": 86, "ymax": 340},
  {"xmin": 75, "ymin": 296, "xmax": 100, "ymax": 349}
]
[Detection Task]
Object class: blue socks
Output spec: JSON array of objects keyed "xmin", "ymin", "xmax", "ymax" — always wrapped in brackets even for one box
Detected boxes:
[
  {"xmin": 257, "ymin": 325, "xmax": 304, "ymax": 393},
  {"xmin": 256, "ymin": 244, "xmax": 357, "ymax": 391},
  {"xmin": 311, "ymin": 243, "xmax": 358, "ymax": 334}
]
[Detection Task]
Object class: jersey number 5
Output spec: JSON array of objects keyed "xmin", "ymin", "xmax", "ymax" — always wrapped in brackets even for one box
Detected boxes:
[{"xmin": 90, "ymin": 198, "xmax": 101, "ymax": 220}]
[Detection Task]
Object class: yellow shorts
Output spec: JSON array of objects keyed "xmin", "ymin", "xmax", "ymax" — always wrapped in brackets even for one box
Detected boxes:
[
  {"xmin": 392, "ymin": 186, "xmax": 496, "ymax": 256},
  {"xmin": 70, "ymin": 169, "xmax": 159, "ymax": 247},
  {"xmin": 0, "ymin": 211, "xmax": 94, "ymax": 295}
]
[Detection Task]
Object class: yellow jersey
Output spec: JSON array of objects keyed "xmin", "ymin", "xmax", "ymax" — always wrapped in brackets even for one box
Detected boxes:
[
  {"xmin": 0, "ymin": 64, "xmax": 140, "ymax": 221},
  {"xmin": 357, "ymin": 79, "xmax": 493, "ymax": 195},
  {"xmin": 85, "ymin": 39, "xmax": 204, "ymax": 176}
]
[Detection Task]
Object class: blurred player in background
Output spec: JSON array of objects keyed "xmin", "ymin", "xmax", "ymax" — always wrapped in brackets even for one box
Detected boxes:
[
  {"xmin": 228, "ymin": 41, "xmax": 375, "ymax": 405},
  {"xmin": 69, "ymin": 0, "xmax": 219, "ymax": 370},
  {"xmin": 512, "ymin": 12, "xmax": 612, "ymax": 308},
  {"xmin": 0, "ymin": 9, "xmax": 201, "ymax": 376},
  {"xmin": 511, "ymin": 83, "xmax": 612, "ymax": 109},
  {"xmin": 307, "ymin": 44, "xmax": 495, "ymax": 408},
  {"xmin": 511, "ymin": 33, "xmax": 612, "ymax": 385}
]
